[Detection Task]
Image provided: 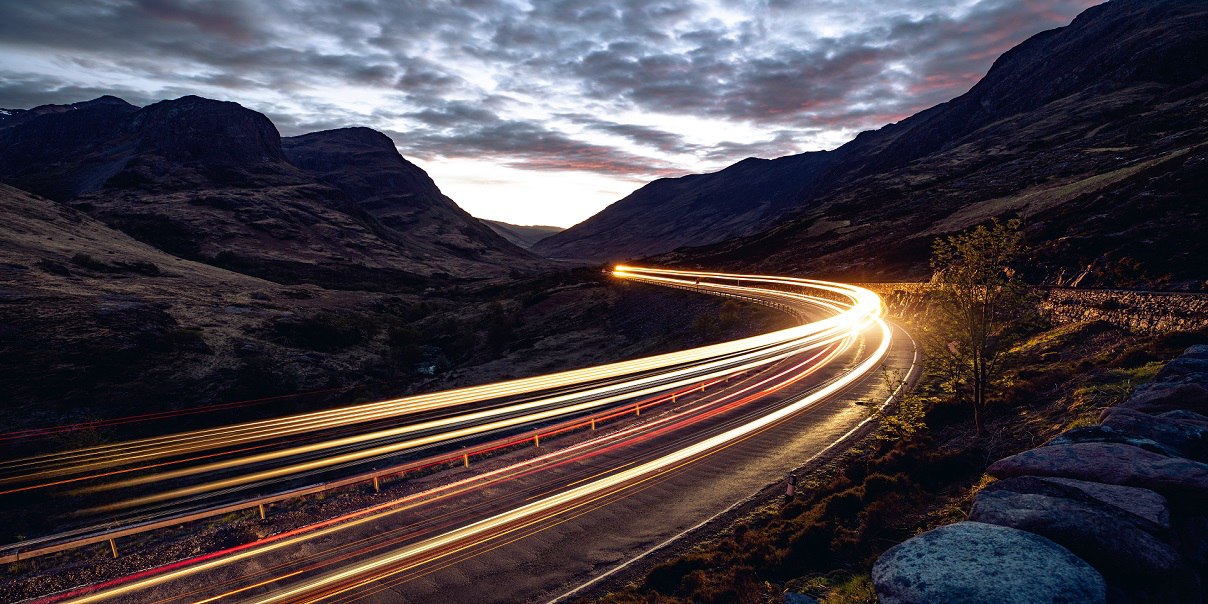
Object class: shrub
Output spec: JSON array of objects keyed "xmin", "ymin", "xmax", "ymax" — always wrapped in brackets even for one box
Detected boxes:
[
  {"xmin": 861, "ymin": 473, "xmax": 915, "ymax": 499},
  {"xmin": 645, "ymin": 554, "xmax": 710, "ymax": 595}
]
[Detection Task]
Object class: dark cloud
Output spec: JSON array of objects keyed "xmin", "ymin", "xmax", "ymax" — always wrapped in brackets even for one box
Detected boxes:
[
  {"xmin": 0, "ymin": 0, "xmax": 1102, "ymax": 182},
  {"xmin": 398, "ymin": 105, "xmax": 683, "ymax": 177},
  {"xmin": 703, "ymin": 130, "xmax": 813, "ymax": 163},
  {"xmin": 556, "ymin": 112, "xmax": 699, "ymax": 154},
  {"xmin": 0, "ymin": 73, "xmax": 159, "ymax": 109}
]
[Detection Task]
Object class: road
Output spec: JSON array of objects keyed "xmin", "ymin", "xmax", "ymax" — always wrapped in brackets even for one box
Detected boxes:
[{"xmin": 3, "ymin": 267, "xmax": 916, "ymax": 603}]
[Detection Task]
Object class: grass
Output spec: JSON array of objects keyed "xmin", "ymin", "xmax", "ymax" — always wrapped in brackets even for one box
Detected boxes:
[
  {"xmin": 821, "ymin": 574, "xmax": 878, "ymax": 604},
  {"xmin": 929, "ymin": 148, "xmax": 1191, "ymax": 235}
]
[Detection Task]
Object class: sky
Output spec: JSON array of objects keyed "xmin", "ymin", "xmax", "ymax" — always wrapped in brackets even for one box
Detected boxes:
[{"xmin": 0, "ymin": 0, "xmax": 1101, "ymax": 228}]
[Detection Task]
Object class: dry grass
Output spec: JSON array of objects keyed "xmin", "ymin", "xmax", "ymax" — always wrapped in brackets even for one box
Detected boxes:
[{"xmin": 928, "ymin": 147, "xmax": 1191, "ymax": 235}]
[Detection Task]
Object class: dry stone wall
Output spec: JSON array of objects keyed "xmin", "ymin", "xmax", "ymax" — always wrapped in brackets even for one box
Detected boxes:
[
  {"xmin": 859, "ymin": 283, "xmax": 1208, "ymax": 334},
  {"xmin": 1038, "ymin": 288, "xmax": 1208, "ymax": 334}
]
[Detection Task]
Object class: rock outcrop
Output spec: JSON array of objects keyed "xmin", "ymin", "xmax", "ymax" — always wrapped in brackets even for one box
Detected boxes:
[
  {"xmin": 873, "ymin": 345, "xmax": 1208, "ymax": 603},
  {"xmin": 872, "ymin": 521, "xmax": 1106, "ymax": 604}
]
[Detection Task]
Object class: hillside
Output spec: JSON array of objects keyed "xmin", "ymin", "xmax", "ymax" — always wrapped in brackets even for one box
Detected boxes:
[
  {"xmin": 536, "ymin": 0, "xmax": 1208, "ymax": 290},
  {"xmin": 0, "ymin": 96, "xmax": 545, "ymax": 290},
  {"xmin": 0, "ymin": 181, "xmax": 785, "ymax": 431},
  {"xmin": 482, "ymin": 219, "xmax": 564, "ymax": 249}
]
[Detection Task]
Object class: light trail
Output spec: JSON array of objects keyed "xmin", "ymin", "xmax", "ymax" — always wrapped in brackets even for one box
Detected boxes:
[
  {"xmin": 40, "ymin": 338, "xmax": 854, "ymax": 604},
  {"xmin": 242, "ymin": 320, "xmax": 892, "ymax": 604},
  {"xmin": 0, "ymin": 278, "xmax": 848, "ymax": 480},
  {"xmin": 2, "ymin": 282, "xmax": 847, "ymax": 493},
  {"xmin": 11, "ymin": 267, "xmax": 897, "ymax": 604}
]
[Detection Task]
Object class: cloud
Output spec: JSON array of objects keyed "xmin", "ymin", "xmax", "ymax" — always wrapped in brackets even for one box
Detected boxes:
[
  {"xmin": 396, "ymin": 104, "xmax": 683, "ymax": 178},
  {"xmin": 0, "ymin": 0, "xmax": 1103, "ymax": 223}
]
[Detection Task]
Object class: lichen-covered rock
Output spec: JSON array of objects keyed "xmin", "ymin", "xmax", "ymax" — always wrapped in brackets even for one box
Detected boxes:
[
  {"xmin": 783, "ymin": 592, "xmax": 819, "ymax": 604},
  {"xmin": 1160, "ymin": 409, "xmax": 1208, "ymax": 427},
  {"xmin": 987, "ymin": 443, "xmax": 1208, "ymax": 503},
  {"xmin": 979, "ymin": 475, "xmax": 1170, "ymax": 531},
  {"xmin": 969, "ymin": 488, "xmax": 1179, "ymax": 576},
  {"xmin": 1100, "ymin": 407, "xmax": 1208, "ymax": 461},
  {"xmin": 1156, "ymin": 357, "xmax": 1208, "ymax": 380},
  {"xmin": 872, "ymin": 522, "xmax": 1105, "ymax": 604},
  {"xmin": 1119, "ymin": 378, "xmax": 1208, "ymax": 414},
  {"xmin": 1048, "ymin": 425, "xmax": 1181, "ymax": 458}
]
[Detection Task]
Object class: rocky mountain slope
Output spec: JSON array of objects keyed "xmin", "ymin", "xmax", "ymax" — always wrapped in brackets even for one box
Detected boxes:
[
  {"xmin": 0, "ymin": 180, "xmax": 780, "ymax": 430},
  {"xmin": 537, "ymin": 0, "xmax": 1208, "ymax": 290},
  {"xmin": 481, "ymin": 219, "xmax": 563, "ymax": 249},
  {"xmin": 281, "ymin": 127, "xmax": 536, "ymax": 276},
  {"xmin": 0, "ymin": 96, "xmax": 545, "ymax": 290}
]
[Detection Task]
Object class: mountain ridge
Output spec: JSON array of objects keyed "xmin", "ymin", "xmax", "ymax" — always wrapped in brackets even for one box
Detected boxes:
[
  {"xmin": 535, "ymin": 0, "xmax": 1208, "ymax": 289},
  {"xmin": 0, "ymin": 96, "xmax": 546, "ymax": 289},
  {"xmin": 481, "ymin": 219, "xmax": 564, "ymax": 249}
]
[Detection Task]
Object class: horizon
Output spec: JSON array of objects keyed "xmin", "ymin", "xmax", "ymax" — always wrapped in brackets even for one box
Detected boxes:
[{"xmin": 0, "ymin": 0, "xmax": 1101, "ymax": 228}]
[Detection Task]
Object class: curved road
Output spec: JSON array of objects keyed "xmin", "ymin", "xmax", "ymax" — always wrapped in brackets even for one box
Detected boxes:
[{"xmin": 11, "ymin": 267, "xmax": 916, "ymax": 603}]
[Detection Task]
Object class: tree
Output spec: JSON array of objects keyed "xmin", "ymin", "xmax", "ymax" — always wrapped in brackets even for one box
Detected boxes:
[{"xmin": 924, "ymin": 219, "xmax": 1036, "ymax": 435}]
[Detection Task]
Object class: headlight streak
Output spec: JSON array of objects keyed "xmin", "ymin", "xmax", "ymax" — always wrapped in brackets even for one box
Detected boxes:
[
  {"xmin": 44, "ymin": 338, "xmax": 851, "ymax": 604},
  {"xmin": 0, "ymin": 282, "xmax": 845, "ymax": 482},
  {"xmin": 23, "ymin": 267, "xmax": 888, "ymax": 604},
  {"xmin": 243, "ymin": 319, "xmax": 891, "ymax": 604},
  {"xmin": 83, "ymin": 325, "xmax": 850, "ymax": 511},
  {"xmin": 5, "ymin": 286, "xmax": 845, "ymax": 497}
]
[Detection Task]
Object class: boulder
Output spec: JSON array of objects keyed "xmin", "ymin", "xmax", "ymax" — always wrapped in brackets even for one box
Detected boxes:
[
  {"xmin": 1183, "ymin": 345, "xmax": 1208, "ymax": 360},
  {"xmin": 872, "ymin": 521, "xmax": 1105, "ymax": 604},
  {"xmin": 1048, "ymin": 425, "xmax": 1181, "ymax": 458},
  {"xmin": 969, "ymin": 488, "xmax": 1180, "ymax": 576},
  {"xmin": 1100, "ymin": 407, "xmax": 1208, "ymax": 461},
  {"xmin": 987, "ymin": 443, "xmax": 1208, "ymax": 503},
  {"xmin": 980, "ymin": 475, "xmax": 1170, "ymax": 531},
  {"xmin": 1041, "ymin": 476, "xmax": 1170, "ymax": 530},
  {"xmin": 1118, "ymin": 378, "xmax": 1208, "ymax": 415},
  {"xmin": 1160, "ymin": 409, "xmax": 1208, "ymax": 427},
  {"xmin": 1155, "ymin": 357, "xmax": 1208, "ymax": 380}
]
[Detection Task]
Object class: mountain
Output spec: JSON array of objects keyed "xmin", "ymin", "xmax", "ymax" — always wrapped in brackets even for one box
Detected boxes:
[
  {"xmin": 481, "ymin": 219, "xmax": 564, "ymax": 249},
  {"xmin": 281, "ymin": 127, "xmax": 538, "ymax": 275},
  {"xmin": 0, "ymin": 96, "xmax": 545, "ymax": 290},
  {"xmin": 535, "ymin": 0, "xmax": 1208, "ymax": 289},
  {"xmin": 532, "ymin": 152, "xmax": 829, "ymax": 260},
  {"xmin": 0, "ymin": 181, "xmax": 285, "ymax": 420},
  {"xmin": 0, "ymin": 180, "xmax": 782, "ymax": 430}
]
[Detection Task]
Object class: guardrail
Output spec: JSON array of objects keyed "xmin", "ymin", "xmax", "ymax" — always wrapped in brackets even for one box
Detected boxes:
[
  {"xmin": 0, "ymin": 369, "xmax": 754, "ymax": 564},
  {"xmin": 0, "ymin": 277, "xmax": 817, "ymax": 565}
]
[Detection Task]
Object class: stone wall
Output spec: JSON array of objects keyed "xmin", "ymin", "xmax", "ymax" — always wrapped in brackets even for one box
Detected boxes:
[
  {"xmin": 858, "ymin": 283, "xmax": 1208, "ymax": 334},
  {"xmin": 1038, "ymin": 287, "xmax": 1208, "ymax": 334},
  {"xmin": 871, "ymin": 346, "xmax": 1208, "ymax": 604}
]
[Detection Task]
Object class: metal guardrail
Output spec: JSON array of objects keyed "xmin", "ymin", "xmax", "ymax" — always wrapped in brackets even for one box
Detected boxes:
[
  {"xmin": 0, "ymin": 369, "xmax": 749, "ymax": 565},
  {"xmin": 0, "ymin": 277, "xmax": 816, "ymax": 565}
]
